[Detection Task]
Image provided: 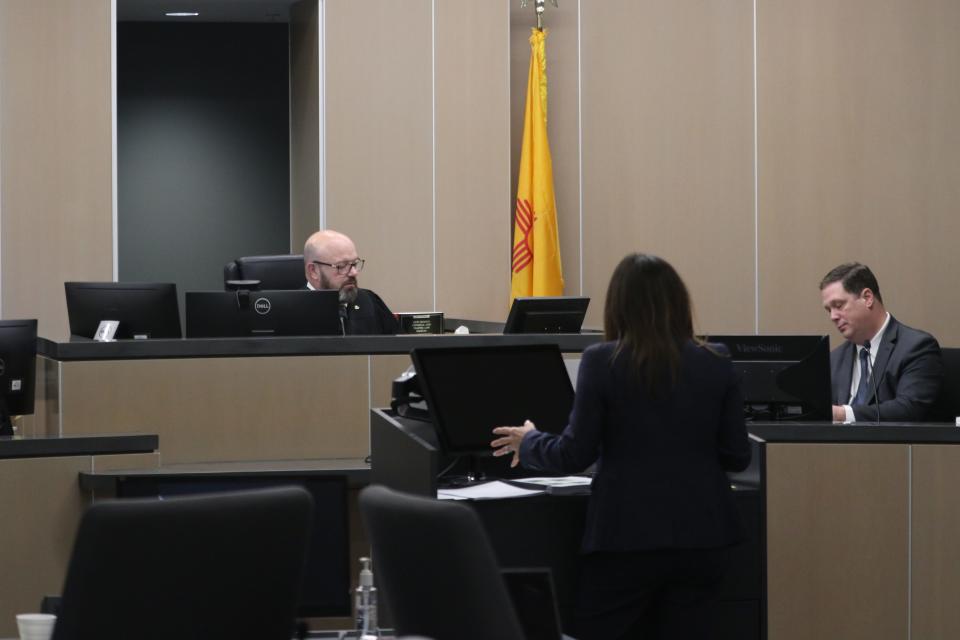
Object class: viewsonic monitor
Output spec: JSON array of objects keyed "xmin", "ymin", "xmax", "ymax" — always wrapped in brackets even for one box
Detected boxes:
[
  {"xmin": 504, "ymin": 296, "xmax": 590, "ymax": 334},
  {"xmin": 65, "ymin": 282, "xmax": 181, "ymax": 340},
  {"xmin": 705, "ymin": 335, "xmax": 832, "ymax": 421},
  {"xmin": 185, "ymin": 289, "xmax": 341, "ymax": 338},
  {"xmin": 0, "ymin": 319, "xmax": 37, "ymax": 436},
  {"xmin": 410, "ymin": 344, "xmax": 574, "ymax": 459}
]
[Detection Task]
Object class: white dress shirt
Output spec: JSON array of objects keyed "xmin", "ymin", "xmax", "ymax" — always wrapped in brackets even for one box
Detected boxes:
[{"xmin": 843, "ymin": 312, "xmax": 891, "ymax": 423}]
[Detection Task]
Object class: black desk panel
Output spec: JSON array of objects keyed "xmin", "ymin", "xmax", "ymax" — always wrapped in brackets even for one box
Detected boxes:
[{"xmin": 370, "ymin": 410, "xmax": 762, "ymax": 639}]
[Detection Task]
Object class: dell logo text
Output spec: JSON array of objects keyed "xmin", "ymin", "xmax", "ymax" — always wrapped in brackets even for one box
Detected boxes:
[{"xmin": 254, "ymin": 298, "xmax": 272, "ymax": 315}]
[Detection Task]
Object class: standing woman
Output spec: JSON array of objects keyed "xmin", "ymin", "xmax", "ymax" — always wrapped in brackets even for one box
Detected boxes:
[{"xmin": 491, "ymin": 253, "xmax": 751, "ymax": 640}]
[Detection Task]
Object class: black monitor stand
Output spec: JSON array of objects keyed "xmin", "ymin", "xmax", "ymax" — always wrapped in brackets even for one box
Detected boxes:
[
  {"xmin": 440, "ymin": 456, "xmax": 488, "ymax": 487},
  {"xmin": 0, "ymin": 398, "xmax": 14, "ymax": 437}
]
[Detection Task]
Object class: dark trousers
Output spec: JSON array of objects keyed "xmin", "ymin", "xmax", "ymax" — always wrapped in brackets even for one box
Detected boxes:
[{"xmin": 574, "ymin": 546, "xmax": 731, "ymax": 640}]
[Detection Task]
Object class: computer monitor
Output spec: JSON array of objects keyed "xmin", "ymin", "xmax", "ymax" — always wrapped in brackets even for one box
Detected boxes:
[
  {"xmin": 115, "ymin": 475, "xmax": 350, "ymax": 618},
  {"xmin": 705, "ymin": 335, "xmax": 832, "ymax": 421},
  {"xmin": 0, "ymin": 319, "xmax": 37, "ymax": 436},
  {"xmin": 65, "ymin": 282, "xmax": 182, "ymax": 339},
  {"xmin": 185, "ymin": 290, "xmax": 341, "ymax": 338},
  {"xmin": 410, "ymin": 344, "xmax": 575, "ymax": 474},
  {"xmin": 503, "ymin": 296, "xmax": 590, "ymax": 334}
]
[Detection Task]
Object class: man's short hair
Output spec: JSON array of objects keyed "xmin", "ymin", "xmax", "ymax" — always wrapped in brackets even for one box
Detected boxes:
[{"xmin": 819, "ymin": 262, "xmax": 883, "ymax": 304}]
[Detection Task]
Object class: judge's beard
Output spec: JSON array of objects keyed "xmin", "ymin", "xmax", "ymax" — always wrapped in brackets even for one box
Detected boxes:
[{"xmin": 338, "ymin": 286, "xmax": 358, "ymax": 306}]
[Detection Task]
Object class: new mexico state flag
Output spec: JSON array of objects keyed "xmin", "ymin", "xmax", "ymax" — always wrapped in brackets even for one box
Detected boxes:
[{"xmin": 511, "ymin": 28, "xmax": 564, "ymax": 300}]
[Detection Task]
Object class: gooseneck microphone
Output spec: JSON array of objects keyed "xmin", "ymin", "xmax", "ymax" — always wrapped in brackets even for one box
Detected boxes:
[
  {"xmin": 338, "ymin": 302, "xmax": 348, "ymax": 336},
  {"xmin": 864, "ymin": 340, "xmax": 882, "ymax": 424},
  {"xmin": 338, "ymin": 287, "xmax": 356, "ymax": 337}
]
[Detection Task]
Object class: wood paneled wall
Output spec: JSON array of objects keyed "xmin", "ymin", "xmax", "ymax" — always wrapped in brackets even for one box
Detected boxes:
[
  {"xmin": 0, "ymin": 0, "xmax": 114, "ymax": 336},
  {"xmin": 765, "ymin": 443, "xmax": 910, "ymax": 638},
  {"xmin": 2, "ymin": 0, "xmax": 959, "ymax": 340},
  {"xmin": 579, "ymin": 1, "xmax": 756, "ymax": 333},
  {"xmin": 290, "ymin": 0, "xmax": 321, "ymax": 251},
  {"xmin": 757, "ymin": 0, "xmax": 960, "ymax": 344},
  {"xmin": 0, "ymin": 452, "xmax": 158, "ymax": 638},
  {"xmin": 324, "ymin": 0, "xmax": 436, "ymax": 315}
]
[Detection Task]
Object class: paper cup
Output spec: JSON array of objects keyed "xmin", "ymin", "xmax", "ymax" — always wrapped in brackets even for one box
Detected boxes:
[{"xmin": 16, "ymin": 613, "xmax": 56, "ymax": 640}]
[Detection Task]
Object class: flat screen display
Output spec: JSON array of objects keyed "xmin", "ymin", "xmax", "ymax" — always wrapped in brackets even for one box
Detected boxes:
[
  {"xmin": 65, "ymin": 282, "xmax": 182, "ymax": 339},
  {"xmin": 503, "ymin": 297, "xmax": 589, "ymax": 334},
  {"xmin": 410, "ymin": 344, "xmax": 575, "ymax": 456},
  {"xmin": 705, "ymin": 334, "xmax": 832, "ymax": 421}
]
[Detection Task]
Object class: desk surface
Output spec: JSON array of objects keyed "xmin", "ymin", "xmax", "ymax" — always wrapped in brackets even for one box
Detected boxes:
[
  {"xmin": 749, "ymin": 421, "xmax": 960, "ymax": 444},
  {"xmin": 38, "ymin": 332, "xmax": 603, "ymax": 361},
  {"xmin": 78, "ymin": 457, "xmax": 371, "ymax": 491},
  {"xmin": 0, "ymin": 433, "xmax": 158, "ymax": 459}
]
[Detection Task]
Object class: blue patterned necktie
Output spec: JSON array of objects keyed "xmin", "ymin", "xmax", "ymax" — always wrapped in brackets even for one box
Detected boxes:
[{"xmin": 851, "ymin": 345, "xmax": 872, "ymax": 406}]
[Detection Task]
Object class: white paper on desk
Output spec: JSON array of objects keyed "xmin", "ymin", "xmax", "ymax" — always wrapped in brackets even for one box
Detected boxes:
[
  {"xmin": 437, "ymin": 480, "xmax": 544, "ymax": 501},
  {"xmin": 515, "ymin": 476, "xmax": 593, "ymax": 488}
]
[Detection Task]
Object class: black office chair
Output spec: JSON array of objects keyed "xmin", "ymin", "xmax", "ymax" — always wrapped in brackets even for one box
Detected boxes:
[
  {"xmin": 52, "ymin": 487, "xmax": 314, "ymax": 640},
  {"xmin": 358, "ymin": 485, "xmax": 526, "ymax": 640},
  {"xmin": 933, "ymin": 347, "xmax": 960, "ymax": 422},
  {"xmin": 223, "ymin": 254, "xmax": 306, "ymax": 290}
]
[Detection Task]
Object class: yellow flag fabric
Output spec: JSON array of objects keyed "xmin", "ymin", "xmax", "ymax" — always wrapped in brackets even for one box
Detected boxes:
[{"xmin": 511, "ymin": 28, "xmax": 564, "ymax": 300}]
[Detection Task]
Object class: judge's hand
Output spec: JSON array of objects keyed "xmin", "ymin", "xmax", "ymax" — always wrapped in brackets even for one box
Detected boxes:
[{"xmin": 491, "ymin": 420, "xmax": 536, "ymax": 468}]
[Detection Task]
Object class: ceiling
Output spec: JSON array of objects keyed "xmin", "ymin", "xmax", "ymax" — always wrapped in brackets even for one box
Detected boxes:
[{"xmin": 117, "ymin": 0, "xmax": 300, "ymax": 23}]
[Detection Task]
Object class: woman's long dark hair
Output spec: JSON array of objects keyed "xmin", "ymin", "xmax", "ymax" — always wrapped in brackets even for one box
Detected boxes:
[{"xmin": 603, "ymin": 253, "xmax": 695, "ymax": 392}]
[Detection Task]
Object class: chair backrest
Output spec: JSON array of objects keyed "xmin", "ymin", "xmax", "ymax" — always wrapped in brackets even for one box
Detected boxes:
[
  {"xmin": 52, "ymin": 487, "xmax": 314, "ymax": 640},
  {"xmin": 358, "ymin": 485, "xmax": 526, "ymax": 640},
  {"xmin": 223, "ymin": 254, "xmax": 306, "ymax": 290},
  {"xmin": 934, "ymin": 347, "xmax": 960, "ymax": 421}
]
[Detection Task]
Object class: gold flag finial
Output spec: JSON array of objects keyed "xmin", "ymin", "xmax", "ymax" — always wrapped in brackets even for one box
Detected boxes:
[{"xmin": 519, "ymin": 0, "xmax": 558, "ymax": 31}]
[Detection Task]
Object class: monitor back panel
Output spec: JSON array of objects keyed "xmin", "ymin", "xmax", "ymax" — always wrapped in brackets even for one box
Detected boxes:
[
  {"xmin": 411, "ymin": 344, "xmax": 575, "ymax": 456},
  {"xmin": 64, "ymin": 282, "xmax": 182, "ymax": 339},
  {"xmin": 0, "ymin": 319, "xmax": 38, "ymax": 416},
  {"xmin": 504, "ymin": 297, "xmax": 590, "ymax": 334},
  {"xmin": 185, "ymin": 290, "xmax": 341, "ymax": 338}
]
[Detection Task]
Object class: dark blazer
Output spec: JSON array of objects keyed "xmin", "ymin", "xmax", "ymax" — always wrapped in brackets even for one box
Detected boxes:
[
  {"xmin": 519, "ymin": 340, "xmax": 751, "ymax": 553},
  {"xmin": 304, "ymin": 285, "xmax": 398, "ymax": 335},
  {"xmin": 345, "ymin": 288, "xmax": 398, "ymax": 335},
  {"xmin": 830, "ymin": 315, "xmax": 943, "ymax": 422}
]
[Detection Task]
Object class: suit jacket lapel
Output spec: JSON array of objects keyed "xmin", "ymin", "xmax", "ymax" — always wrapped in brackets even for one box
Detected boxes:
[{"xmin": 870, "ymin": 316, "xmax": 899, "ymax": 402}]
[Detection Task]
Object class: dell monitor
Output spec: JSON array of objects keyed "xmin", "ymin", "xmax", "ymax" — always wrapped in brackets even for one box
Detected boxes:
[
  {"xmin": 504, "ymin": 296, "xmax": 590, "ymax": 334},
  {"xmin": 185, "ymin": 290, "xmax": 341, "ymax": 338},
  {"xmin": 65, "ymin": 282, "xmax": 182, "ymax": 340},
  {"xmin": 0, "ymin": 319, "xmax": 37, "ymax": 436},
  {"xmin": 706, "ymin": 335, "xmax": 832, "ymax": 421},
  {"xmin": 410, "ymin": 344, "xmax": 575, "ymax": 480}
]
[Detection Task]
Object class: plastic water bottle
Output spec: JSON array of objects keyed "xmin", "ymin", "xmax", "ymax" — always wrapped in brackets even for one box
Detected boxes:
[{"xmin": 354, "ymin": 556, "xmax": 378, "ymax": 637}]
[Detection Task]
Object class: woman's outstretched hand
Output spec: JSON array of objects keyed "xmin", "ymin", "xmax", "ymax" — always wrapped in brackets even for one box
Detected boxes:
[{"xmin": 490, "ymin": 420, "xmax": 536, "ymax": 468}]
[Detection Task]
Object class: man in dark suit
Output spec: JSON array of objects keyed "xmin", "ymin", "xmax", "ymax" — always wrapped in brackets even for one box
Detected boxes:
[
  {"xmin": 304, "ymin": 230, "xmax": 398, "ymax": 335},
  {"xmin": 820, "ymin": 262, "xmax": 943, "ymax": 423}
]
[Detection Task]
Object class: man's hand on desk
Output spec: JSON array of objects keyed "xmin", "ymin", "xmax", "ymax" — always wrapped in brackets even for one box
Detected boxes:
[
  {"xmin": 491, "ymin": 420, "xmax": 536, "ymax": 468},
  {"xmin": 832, "ymin": 405, "xmax": 846, "ymax": 423}
]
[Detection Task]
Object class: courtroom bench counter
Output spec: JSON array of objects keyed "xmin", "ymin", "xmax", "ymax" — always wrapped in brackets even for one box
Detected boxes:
[
  {"xmin": 78, "ymin": 457, "xmax": 371, "ymax": 493},
  {"xmin": 0, "ymin": 433, "xmax": 158, "ymax": 459},
  {"xmin": 748, "ymin": 421, "xmax": 960, "ymax": 444},
  {"xmin": 38, "ymin": 332, "xmax": 603, "ymax": 362}
]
